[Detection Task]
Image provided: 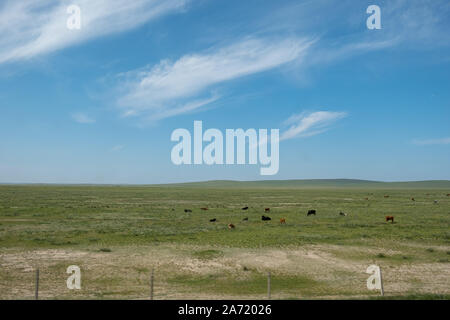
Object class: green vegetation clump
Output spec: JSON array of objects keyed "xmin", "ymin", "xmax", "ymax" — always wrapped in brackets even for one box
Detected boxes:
[{"xmin": 193, "ymin": 249, "xmax": 223, "ymax": 260}]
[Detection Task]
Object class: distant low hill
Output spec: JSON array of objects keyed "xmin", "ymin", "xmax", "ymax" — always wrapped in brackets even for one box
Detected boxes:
[{"xmin": 162, "ymin": 179, "xmax": 450, "ymax": 189}]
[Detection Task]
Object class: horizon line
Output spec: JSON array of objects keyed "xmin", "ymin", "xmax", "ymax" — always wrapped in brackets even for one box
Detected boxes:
[{"xmin": 1, "ymin": 178, "xmax": 450, "ymax": 187}]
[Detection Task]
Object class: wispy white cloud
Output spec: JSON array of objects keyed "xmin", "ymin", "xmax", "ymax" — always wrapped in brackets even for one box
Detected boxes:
[
  {"xmin": 280, "ymin": 111, "xmax": 347, "ymax": 141},
  {"xmin": 412, "ymin": 137, "xmax": 450, "ymax": 146},
  {"xmin": 0, "ymin": 0, "xmax": 188, "ymax": 64},
  {"xmin": 257, "ymin": 0, "xmax": 450, "ymax": 69},
  {"xmin": 71, "ymin": 112, "xmax": 95, "ymax": 124},
  {"xmin": 117, "ymin": 37, "xmax": 313, "ymax": 121},
  {"xmin": 250, "ymin": 110, "xmax": 347, "ymax": 151}
]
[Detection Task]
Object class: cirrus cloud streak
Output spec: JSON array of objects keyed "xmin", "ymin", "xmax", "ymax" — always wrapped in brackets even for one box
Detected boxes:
[{"xmin": 117, "ymin": 37, "xmax": 314, "ymax": 121}]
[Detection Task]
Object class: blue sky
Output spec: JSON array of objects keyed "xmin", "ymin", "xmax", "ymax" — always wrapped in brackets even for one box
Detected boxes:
[{"xmin": 0, "ymin": 0, "xmax": 449, "ymax": 184}]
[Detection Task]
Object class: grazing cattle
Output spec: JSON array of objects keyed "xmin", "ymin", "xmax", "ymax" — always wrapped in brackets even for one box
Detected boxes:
[
  {"xmin": 411, "ymin": 197, "xmax": 415, "ymax": 201},
  {"xmin": 261, "ymin": 215, "xmax": 271, "ymax": 221},
  {"xmin": 280, "ymin": 218, "xmax": 286, "ymax": 224},
  {"xmin": 307, "ymin": 210, "xmax": 316, "ymax": 216},
  {"xmin": 265, "ymin": 208, "xmax": 270, "ymax": 212},
  {"xmin": 434, "ymin": 200, "xmax": 438, "ymax": 204},
  {"xmin": 365, "ymin": 198, "xmax": 369, "ymax": 201},
  {"xmin": 385, "ymin": 216, "xmax": 394, "ymax": 223},
  {"xmin": 200, "ymin": 207, "xmax": 208, "ymax": 211},
  {"xmin": 447, "ymin": 194, "xmax": 450, "ymax": 197},
  {"xmin": 242, "ymin": 206, "xmax": 249, "ymax": 210},
  {"xmin": 384, "ymin": 195, "xmax": 390, "ymax": 198},
  {"xmin": 339, "ymin": 212, "xmax": 347, "ymax": 216},
  {"xmin": 209, "ymin": 218, "xmax": 217, "ymax": 222},
  {"xmin": 184, "ymin": 209, "xmax": 192, "ymax": 213},
  {"xmin": 228, "ymin": 223, "xmax": 235, "ymax": 229},
  {"xmin": 242, "ymin": 217, "xmax": 248, "ymax": 221}
]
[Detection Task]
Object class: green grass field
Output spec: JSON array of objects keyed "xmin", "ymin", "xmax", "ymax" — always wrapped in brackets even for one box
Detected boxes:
[{"xmin": 0, "ymin": 180, "xmax": 449, "ymax": 299}]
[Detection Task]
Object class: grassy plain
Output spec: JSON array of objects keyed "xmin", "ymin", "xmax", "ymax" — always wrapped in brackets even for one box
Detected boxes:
[{"xmin": 0, "ymin": 180, "xmax": 449, "ymax": 299}]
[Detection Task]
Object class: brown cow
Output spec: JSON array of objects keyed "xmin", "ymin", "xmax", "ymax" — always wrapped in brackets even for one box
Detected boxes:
[
  {"xmin": 280, "ymin": 218, "xmax": 286, "ymax": 224},
  {"xmin": 411, "ymin": 197, "xmax": 415, "ymax": 201},
  {"xmin": 447, "ymin": 194, "xmax": 450, "ymax": 197},
  {"xmin": 200, "ymin": 207, "xmax": 208, "ymax": 211},
  {"xmin": 365, "ymin": 197, "xmax": 369, "ymax": 201},
  {"xmin": 384, "ymin": 195, "xmax": 389, "ymax": 198},
  {"xmin": 228, "ymin": 223, "xmax": 235, "ymax": 229},
  {"xmin": 385, "ymin": 216, "xmax": 394, "ymax": 223},
  {"xmin": 265, "ymin": 208, "xmax": 270, "ymax": 212}
]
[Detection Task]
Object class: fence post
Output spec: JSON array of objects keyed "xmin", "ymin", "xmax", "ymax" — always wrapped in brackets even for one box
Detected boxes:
[
  {"xmin": 379, "ymin": 267, "xmax": 384, "ymax": 296},
  {"xmin": 267, "ymin": 272, "xmax": 271, "ymax": 300},
  {"xmin": 150, "ymin": 268, "xmax": 154, "ymax": 300},
  {"xmin": 35, "ymin": 268, "xmax": 39, "ymax": 300}
]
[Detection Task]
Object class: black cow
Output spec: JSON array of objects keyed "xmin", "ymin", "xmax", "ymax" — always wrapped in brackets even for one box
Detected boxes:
[
  {"xmin": 242, "ymin": 206, "xmax": 249, "ymax": 210},
  {"xmin": 209, "ymin": 218, "xmax": 217, "ymax": 222},
  {"xmin": 261, "ymin": 215, "xmax": 271, "ymax": 221},
  {"xmin": 184, "ymin": 209, "xmax": 192, "ymax": 213},
  {"xmin": 339, "ymin": 212, "xmax": 347, "ymax": 216},
  {"xmin": 307, "ymin": 210, "xmax": 316, "ymax": 216},
  {"xmin": 242, "ymin": 217, "xmax": 248, "ymax": 221}
]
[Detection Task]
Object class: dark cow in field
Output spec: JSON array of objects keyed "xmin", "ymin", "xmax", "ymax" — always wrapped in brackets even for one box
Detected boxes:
[
  {"xmin": 365, "ymin": 197, "xmax": 369, "ymax": 201},
  {"xmin": 242, "ymin": 206, "xmax": 249, "ymax": 210},
  {"xmin": 242, "ymin": 217, "xmax": 248, "ymax": 221},
  {"xmin": 339, "ymin": 212, "xmax": 347, "ymax": 216},
  {"xmin": 307, "ymin": 210, "xmax": 316, "ymax": 216},
  {"xmin": 261, "ymin": 215, "xmax": 271, "ymax": 221},
  {"xmin": 200, "ymin": 207, "xmax": 209, "ymax": 211},
  {"xmin": 384, "ymin": 195, "xmax": 390, "ymax": 198},
  {"xmin": 184, "ymin": 209, "xmax": 192, "ymax": 213},
  {"xmin": 209, "ymin": 218, "xmax": 217, "ymax": 222},
  {"xmin": 447, "ymin": 194, "xmax": 450, "ymax": 197},
  {"xmin": 228, "ymin": 223, "xmax": 235, "ymax": 229},
  {"xmin": 411, "ymin": 197, "xmax": 415, "ymax": 201},
  {"xmin": 385, "ymin": 216, "xmax": 394, "ymax": 223},
  {"xmin": 280, "ymin": 218, "xmax": 286, "ymax": 224},
  {"xmin": 265, "ymin": 208, "xmax": 270, "ymax": 212}
]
